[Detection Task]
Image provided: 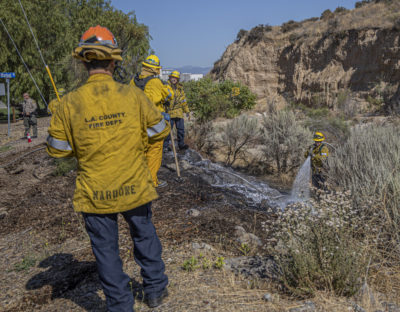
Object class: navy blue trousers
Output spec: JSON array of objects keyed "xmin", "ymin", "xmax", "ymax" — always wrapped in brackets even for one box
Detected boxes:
[
  {"xmin": 82, "ymin": 202, "xmax": 168, "ymax": 312},
  {"xmin": 163, "ymin": 117, "xmax": 185, "ymax": 149}
]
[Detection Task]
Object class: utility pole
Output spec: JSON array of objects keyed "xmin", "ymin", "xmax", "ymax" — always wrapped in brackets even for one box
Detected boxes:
[
  {"xmin": 0, "ymin": 72, "xmax": 16, "ymax": 137},
  {"xmin": 7, "ymin": 78, "xmax": 10, "ymax": 137}
]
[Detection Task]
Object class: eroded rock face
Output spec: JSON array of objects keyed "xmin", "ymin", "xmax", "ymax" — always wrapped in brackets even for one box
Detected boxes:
[{"xmin": 210, "ymin": 25, "xmax": 400, "ymax": 112}]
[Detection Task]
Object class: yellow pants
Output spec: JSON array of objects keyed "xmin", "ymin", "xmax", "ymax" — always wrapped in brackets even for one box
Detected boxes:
[{"xmin": 146, "ymin": 140, "xmax": 164, "ymax": 187}]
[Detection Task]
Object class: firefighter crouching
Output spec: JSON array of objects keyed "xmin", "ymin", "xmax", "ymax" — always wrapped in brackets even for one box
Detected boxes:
[
  {"xmin": 46, "ymin": 25, "xmax": 170, "ymax": 311},
  {"xmin": 163, "ymin": 70, "xmax": 190, "ymax": 152},
  {"xmin": 131, "ymin": 54, "xmax": 174, "ymax": 188},
  {"xmin": 305, "ymin": 131, "xmax": 329, "ymax": 189}
]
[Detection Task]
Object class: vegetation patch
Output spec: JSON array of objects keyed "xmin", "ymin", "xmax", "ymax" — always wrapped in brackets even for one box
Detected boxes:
[
  {"xmin": 53, "ymin": 158, "xmax": 77, "ymax": 176},
  {"xmin": 14, "ymin": 256, "xmax": 36, "ymax": 272},
  {"xmin": 281, "ymin": 20, "xmax": 301, "ymax": 33},
  {"xmin": 0, "ymin": 145, "xmax": 13, "ymax": 152},
  {"xmin": 184, "ymin": 78, "xmax": 256, "ymax": 122}
]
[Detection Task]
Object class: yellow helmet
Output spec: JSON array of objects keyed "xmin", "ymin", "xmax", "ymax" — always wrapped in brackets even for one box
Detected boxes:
[
  {"xmin": 169, "ymin": 70, "xmax": 180, "ymax": 79},
  {"xmin": 142, "ymin": 54, "xmax": 161, "ymax": 69},
  {"xmin": 313, "ymin": 131, "xmax": 325, "ymax": 142},
  {"xmin": 72, "ymin": 25, "xmax": 122, "ymax": 62}
]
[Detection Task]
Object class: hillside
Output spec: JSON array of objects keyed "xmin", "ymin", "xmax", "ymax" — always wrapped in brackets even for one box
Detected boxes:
[{"xmin": 210, "ymin": 0, "xmax": 400, "ymax": 114}]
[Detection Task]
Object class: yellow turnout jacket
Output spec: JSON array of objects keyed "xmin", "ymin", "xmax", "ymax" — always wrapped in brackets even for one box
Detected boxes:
[
  {"xmin": 168, "ymin": 81, "xmax": 189, "ymax": 118},
  {"xmin": 305, "ymin": 143, "xmax": 329, "ymax": 174},
  {"xmin": 131, "ymin": 73, "xmax": 174, "ymax": 112},
  {"xmin": 47, "ymin": 74, "xmax": 170, "ymax": 214}
]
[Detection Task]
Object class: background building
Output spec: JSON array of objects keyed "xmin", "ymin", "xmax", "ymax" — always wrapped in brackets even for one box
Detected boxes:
[{"xmin": 160, "ymin": 69, "xmax": 203, "ymax": 82}]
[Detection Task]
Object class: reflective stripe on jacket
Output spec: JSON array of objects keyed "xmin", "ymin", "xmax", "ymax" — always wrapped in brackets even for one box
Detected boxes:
[
  {"xmin": 46, "ymin": 74, "xmax": 170, "ymax": 214},
  {"xmin": 168, "ymin": 81, "xmax": 189, "ymax": 119}
]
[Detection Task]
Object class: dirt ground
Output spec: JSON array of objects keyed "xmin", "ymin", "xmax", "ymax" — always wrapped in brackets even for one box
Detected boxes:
[{"xmin": 0, "ymin": 118, "xmax": 393, "ymax": 312}]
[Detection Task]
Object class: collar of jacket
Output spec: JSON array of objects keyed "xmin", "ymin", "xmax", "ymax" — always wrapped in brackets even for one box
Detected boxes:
[
  {"xmin": 139, "ymin": 73, "xmax": 156, "ymax": 79},
  {"xmin": 87, "ymin": 73, "xmax": 114, "ymax": 83},
  {"xmin": 168, "ymin": 80, "xmax": 181, "ymax": 90}
]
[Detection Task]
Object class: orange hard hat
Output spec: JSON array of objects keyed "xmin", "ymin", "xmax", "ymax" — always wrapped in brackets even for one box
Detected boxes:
[{"xmin": 79, "ymin": 25, "xmax": 118, "ymax": 48}]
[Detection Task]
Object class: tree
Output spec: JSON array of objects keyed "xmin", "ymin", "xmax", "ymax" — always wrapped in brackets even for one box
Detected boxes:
[{"xmin": 0, "ymin": 0, "xmax": 150, "ymax": 107}]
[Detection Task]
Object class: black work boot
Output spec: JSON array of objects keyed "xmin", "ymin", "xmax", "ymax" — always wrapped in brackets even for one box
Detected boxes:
[
  {"xmin": 179, "ymin": 144, "xmax": 189, "ymax": 150},
  {"xmin": 145, "ymin": 288, "xmax": 168, "ymax": 308}
]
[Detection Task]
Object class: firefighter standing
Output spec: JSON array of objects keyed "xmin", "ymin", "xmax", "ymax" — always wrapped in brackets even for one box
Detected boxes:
[
  {"xmin": 132, "ymin": 55, "xmax": 174, "ymax": 188},
  {"xmin": 21, "ymin": 92, "xmax": 38, "ymax": 138},
  {"xmin": 163, "ymin": 70, "xmax": 189, "ymax": 152},
  {"xmin": 47, "ymin": 26, "xmax": 170, "ymax": 311},
  {"xmin": 305, "ymin": 131, "xmax": 329, "ymax": 189}
]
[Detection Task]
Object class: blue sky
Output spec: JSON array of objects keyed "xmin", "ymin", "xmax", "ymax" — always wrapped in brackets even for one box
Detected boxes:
[{"xmin": 111, "ymin": 0, "xmax": 359, "ymax": 68}]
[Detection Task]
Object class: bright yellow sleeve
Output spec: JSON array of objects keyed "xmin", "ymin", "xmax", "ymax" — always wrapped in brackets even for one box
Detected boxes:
[
  {"xmin": 144, "ymin": 79, "xmax": 174, "ymax": 111},
  {"xmin": 46, "ymin": 98, "xmax": 74, "ymax": 158},
  {"xmin": 137, "ymin": 88, "xmax": 171, "ymax": 144},
  {"xmin": 181, "ymin": 88, "xmax": 189, "ymax": 113},
  {"xmin": 48, "ymin": 99, "xmax": 60, "ymax": 115}
]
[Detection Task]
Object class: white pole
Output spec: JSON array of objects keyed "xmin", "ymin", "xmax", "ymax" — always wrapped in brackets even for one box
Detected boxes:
[{"xmin": 7, "ymin": 78, "xmax": 10, "ymax": 137}]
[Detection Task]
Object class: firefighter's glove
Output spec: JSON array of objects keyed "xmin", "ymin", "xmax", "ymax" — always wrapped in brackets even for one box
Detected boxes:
[
  {"xmin": 164, "ymin": 101, "xmax": 170, "ymax": 109},
  {"xmin": 161, "ymin": 112, "xmax": 170, "ymax": 121}
]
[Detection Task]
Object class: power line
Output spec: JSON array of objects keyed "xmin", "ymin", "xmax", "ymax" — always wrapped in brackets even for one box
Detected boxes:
[
  {"xmin": 18, "ymin": 0, "xmax": 47, "ymax": 67},
  {"xmin": 17, "ymin": 0, "xmax": 60, "ymax": 103},
  {"xmin": 0, "ymin": 18, "xmax": 48, "ymax": 108}
]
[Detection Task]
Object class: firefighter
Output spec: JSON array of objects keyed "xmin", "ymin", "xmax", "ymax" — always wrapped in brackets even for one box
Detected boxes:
[
  {"xmin": 21, "ymin": 92, "xmax": 38, "ymax": 138},
  {"xmin": 46, "ymin": 25, "xmax": 170, "ymax": 311},
  {"xmin": 131, "ymin": 54, "xmax": 174, "ymax": 188},
  {"xmin": 163, "ymin": 70, "xmax": 189, "ymax": 152},
  {"xmin": 305, "ymin": 131, "xmax": 329, "ymax": 189}
]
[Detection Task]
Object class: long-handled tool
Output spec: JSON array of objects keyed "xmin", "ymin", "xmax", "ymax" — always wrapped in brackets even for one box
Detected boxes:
[
  {"xmin": 164, "ymin": 105, "xmax": 181, "ymax": 178},
  {"xmin": 169, "ymin": 124, "xmax": 181, "ymax": 178}
]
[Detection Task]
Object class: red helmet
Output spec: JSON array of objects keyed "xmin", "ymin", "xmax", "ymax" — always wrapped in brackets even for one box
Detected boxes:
[{"xmin": 79, "ymin": 25, "xmax": 118, "ymax": 48}]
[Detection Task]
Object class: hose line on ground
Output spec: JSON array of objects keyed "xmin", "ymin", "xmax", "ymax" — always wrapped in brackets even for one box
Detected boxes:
[{"xmin": 0, "ymin": 146, "xmax": 46, "ymax": 169}]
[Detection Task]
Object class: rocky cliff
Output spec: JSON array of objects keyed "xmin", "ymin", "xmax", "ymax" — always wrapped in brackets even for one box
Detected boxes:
[{"xmin": 210, "ymin": 1, "xmax": 400, "ymax": 113}]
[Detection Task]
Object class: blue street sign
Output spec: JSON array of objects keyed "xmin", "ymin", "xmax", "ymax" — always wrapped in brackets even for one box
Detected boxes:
[{"xmin": 0, "ymin": 72, "xmax": 16, "ymax": 79}]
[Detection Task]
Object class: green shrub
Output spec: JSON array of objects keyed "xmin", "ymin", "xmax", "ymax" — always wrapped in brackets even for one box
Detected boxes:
[
  {"xmin": 327, "ymin": 125, "xmax": 400, "ymax": 240},
  {"xmin": 53, "ymin": 157, "xmax": 77, "ymax": 176},
  {"xmin": 260, "ymin": 110, "xmax": 312, "ymax": 173},
  {"xmin": 186, "ymin": 121, "xmax": 216, "ymax": 157},
  {"xmin": 236, "ymin": 29, "xmax": 248, "ymax": 42},
  {"xmin": 305, "ymin": 107, "xmax": 330, "ymax": 119},
  {"xmin": 304, "ymin": 115, "xmax": 350, "ymax": 142},
  {"xmin": 14, "ymin": 256, "xmax": 36, "ymax": 272},
  {"xmin": 355, "ymin": 0, "xmax": 373, "ymax": 8},
  {"xmin": 265, "ymin": 192, "xmax": 372, "ymax": 297},
  {"xmin": 184, "ymin": 78, "xmax": 256, "ymax": 122},
  {"xmin": 281, "ymin": 20, "xmax": 300, "ymax": 33},
  {"xmin": 334, "ymin": 6, "xmax": 348, "ymax": 14},
  {"xmin": 246, "ymin": 24, "xmax": 272, "ymax": 42},
  {"xmin": 182, "ymin": 256, "xmax": 200, "ymax": 271},
  {"xmin": 320, "ymin": 9, "xmax": 334, "ymax": 20},
  {"xmin": 219, "ymin": 115, "xmax": 259, "ymax": 166}
]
